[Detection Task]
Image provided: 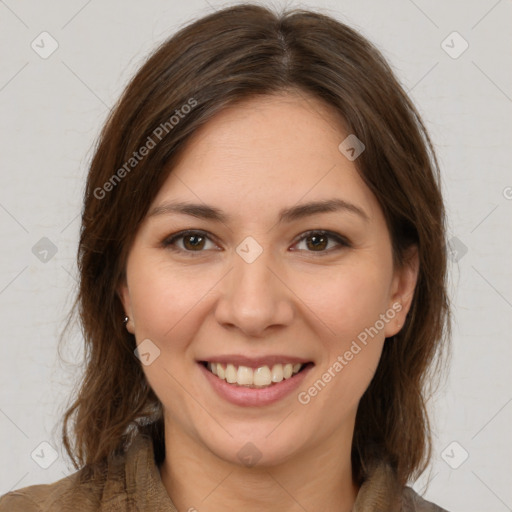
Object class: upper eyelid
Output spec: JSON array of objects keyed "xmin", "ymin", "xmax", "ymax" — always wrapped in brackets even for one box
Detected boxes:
[
  {"xmin": 165, "ymin": 229, "xmax": 220, "ymax": 246},
  {"xmin": 163, "ymin": 229, "xmax": 350, "ymax": 251},
  {"xmin": 293, "ymin": 230, "xmax": 350, "ymax": 246}
]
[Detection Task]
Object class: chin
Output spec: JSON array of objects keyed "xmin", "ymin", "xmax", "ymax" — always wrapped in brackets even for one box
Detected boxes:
[{"xmin": 198, "ymin": 426, "xmax": 307, "ymax": 469}]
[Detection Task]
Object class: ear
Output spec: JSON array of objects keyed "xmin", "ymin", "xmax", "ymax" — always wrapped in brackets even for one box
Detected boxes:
[
  {"xmin": 384, "ymin": 245, "xmax": 419, "ymax": 338},
  {"xmin": 117, "ymin": 277, "xmax": 135, "ymax": 334}
]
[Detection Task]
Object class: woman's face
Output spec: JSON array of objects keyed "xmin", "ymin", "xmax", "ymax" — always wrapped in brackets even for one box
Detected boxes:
[{"xmin": 119, "ymin": 92, "xmax": 418, "ymax": 467}]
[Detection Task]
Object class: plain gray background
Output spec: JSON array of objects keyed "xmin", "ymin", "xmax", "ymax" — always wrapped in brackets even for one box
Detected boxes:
[{"xmin": 1, "ymin": 0, "xmax": 511, "ymax": 510}]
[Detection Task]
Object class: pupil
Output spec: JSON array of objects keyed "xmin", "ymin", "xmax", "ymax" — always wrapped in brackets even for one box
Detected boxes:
[
  {"xmin": 183, "ymin": 233, "xmax": 328, "ymax": 251},
  {"xmin": 185, "ymin": 234, "xmax": 204, "ymax": 250},
  {"xmin": 308, "ymin": 234, "xmax": 327, "ymax": 251}
]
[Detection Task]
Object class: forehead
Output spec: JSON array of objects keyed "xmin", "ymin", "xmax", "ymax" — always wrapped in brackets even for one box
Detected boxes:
[{"xmin": 153, "ymin": 93, "xmax": 380, "ymax": 224}]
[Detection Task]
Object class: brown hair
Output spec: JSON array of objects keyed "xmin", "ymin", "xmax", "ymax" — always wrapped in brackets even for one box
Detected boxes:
[{"xmin": 60, "ymin": 2, "xmax": 450, "ymax": 487}]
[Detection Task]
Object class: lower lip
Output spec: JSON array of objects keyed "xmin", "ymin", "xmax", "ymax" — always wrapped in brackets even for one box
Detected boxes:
[{"xmin": 198, "ymin": 362, "xmax": 314, "ymax": 407}]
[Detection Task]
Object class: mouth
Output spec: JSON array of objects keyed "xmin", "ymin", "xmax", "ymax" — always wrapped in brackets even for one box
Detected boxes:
[{"xmin": 199, "ymin": 360, "xmax": 314, "ymax": 389}]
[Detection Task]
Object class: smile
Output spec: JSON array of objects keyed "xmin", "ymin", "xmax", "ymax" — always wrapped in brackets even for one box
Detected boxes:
[{"xmin": 201, "ymin": 361, "xmax": 307, "ymax": 388}]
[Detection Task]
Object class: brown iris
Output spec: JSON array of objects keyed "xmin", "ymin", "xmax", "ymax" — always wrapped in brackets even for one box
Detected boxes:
[
  {"xmin": 182, "ymin": 233, "xmax": 206, "ymax": 250},
  {"xmin": 305, "ymin": 233, "xmax": 328, "ymax": 251}
]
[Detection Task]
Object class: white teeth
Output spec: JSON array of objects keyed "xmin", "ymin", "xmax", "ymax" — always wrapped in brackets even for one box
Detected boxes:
[
  {"xmin": 283, "ymin": 363, "xmax": 293, "ymax": 379},
  {"xmin": 205, "ymin": 362, "xmax": 304, "ymax": 388},
  {"xmin": 225, "ymin": 363, "xmax": 237, "ymax": 383},
  {"xmin": 236, "ymin": 366, "xmax": 253, "ymax": 385},
  {"xmin": 271, "ymin": 364, "xmax": 283, "ymax": 382},
  {"xmin": 253, "ymin": 366, "xmax": 272, "ymax": 386}
]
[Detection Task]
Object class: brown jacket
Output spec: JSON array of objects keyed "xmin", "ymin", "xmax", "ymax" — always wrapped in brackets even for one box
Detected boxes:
[{"xmin": 0, "ymin": 433, "xmax": 448, "ymax": 511}]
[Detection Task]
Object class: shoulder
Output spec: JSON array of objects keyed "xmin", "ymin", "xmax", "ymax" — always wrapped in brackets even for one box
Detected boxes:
[
  {"xmin": 0, "ymin": 451, "xmax": 125, "ymax": 512},
  {"xmin": 0, "ymin": 469, "xmax": 106, "ymax": 512},
  {"xmin": 0, "ymin": 432, "xmax": 164, "ymax": 512},
  {"xmin": 355, "ymin": 460, "xmax": 451, "ymax": 512},
  {"xmin": 0, "ymin": 489, "xmax": 41, "ymax": 512},
  {"xmin": 401, "ymin": 486, "xmax": 450, "ymax": 512}
]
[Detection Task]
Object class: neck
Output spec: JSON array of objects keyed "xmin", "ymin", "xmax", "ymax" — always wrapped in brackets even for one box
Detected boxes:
[{"xmin": 159, "ymin": 420, "xmax": 359, "ymax": 512}]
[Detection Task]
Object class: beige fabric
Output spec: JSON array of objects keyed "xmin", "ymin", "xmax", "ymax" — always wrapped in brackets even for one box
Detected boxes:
[{"xmin": 0, "ymin": 432, "xmax": 448, "ymax": 511}]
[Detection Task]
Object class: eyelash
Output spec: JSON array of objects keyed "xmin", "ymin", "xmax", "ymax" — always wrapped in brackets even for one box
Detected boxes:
[{"xmin": 161, "ymin": 229, "xmax": 351, "ymax": 257}]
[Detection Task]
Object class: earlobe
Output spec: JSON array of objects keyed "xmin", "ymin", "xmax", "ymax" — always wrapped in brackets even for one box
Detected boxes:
[
  {"xmin": 124, "ymin": 316, "xmax": 135, "ymax": 334},
  {"xmin": 117, "ymin": 282, "xmax": 135, "ymax": 334},
  {"xmin": 384, "ymin": 246, "xmax": 419, "ymax": 338}
]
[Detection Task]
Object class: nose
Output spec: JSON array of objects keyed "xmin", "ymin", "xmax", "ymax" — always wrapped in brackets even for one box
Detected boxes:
[{"xmin": 214, "ymin": 243, "xmax": 294, "ymax": 338}]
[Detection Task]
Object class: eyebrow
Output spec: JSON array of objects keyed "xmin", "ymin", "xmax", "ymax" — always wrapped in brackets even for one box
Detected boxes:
[{"xmin": 148, "ymin": 198, "xmax": 369, "ymax": 224}]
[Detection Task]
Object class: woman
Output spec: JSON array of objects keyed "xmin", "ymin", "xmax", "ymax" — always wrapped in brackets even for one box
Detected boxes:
[{"xmin": 0, "ymin": 3, "xmax": 451, "ymax": 511}]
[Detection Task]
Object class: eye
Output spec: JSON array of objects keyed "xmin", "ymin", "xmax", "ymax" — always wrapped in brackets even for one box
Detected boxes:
[
  {"xmin": 162, "ymin": 230, "xmax": 219, "ymax": 255},
  {"xmin": 291, "ymin": 230, "xmax": 350, "ymax": 255},
  {"xmin": 161, "ymin": 229, "xmax": 350, "ymax": 257}
]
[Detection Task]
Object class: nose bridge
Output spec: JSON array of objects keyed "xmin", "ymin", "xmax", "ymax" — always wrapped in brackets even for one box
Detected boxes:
[{"xmin": 214, "ymin": 236, "xmax": 293, "ymax": 335}]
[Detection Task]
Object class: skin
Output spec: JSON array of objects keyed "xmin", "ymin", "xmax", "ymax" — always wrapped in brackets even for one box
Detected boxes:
[{"xmin": 119, "ymin": 91, "xmax": 419, "ymax": 512}]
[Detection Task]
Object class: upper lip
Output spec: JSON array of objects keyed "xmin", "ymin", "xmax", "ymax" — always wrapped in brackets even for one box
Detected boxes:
[{"xmin": 198, "ymin": 354, "xmax": 313, "ymax": 368}]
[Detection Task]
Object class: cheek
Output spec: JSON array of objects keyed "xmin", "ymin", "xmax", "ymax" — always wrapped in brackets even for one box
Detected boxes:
[
  {"xmin": 293, "ymin": 260, "xmax": 392, "ymax": 342},
  {"xmin": 127, "ymin": 255, "xmax": 213, "ymax": 343},
  {"xmin": 125, "ymin": 257, "xmax": 210, "ymax": 419},
  {"xmin": 291, "ymin": 259, "xmax": 391, "ymax": 407}
]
